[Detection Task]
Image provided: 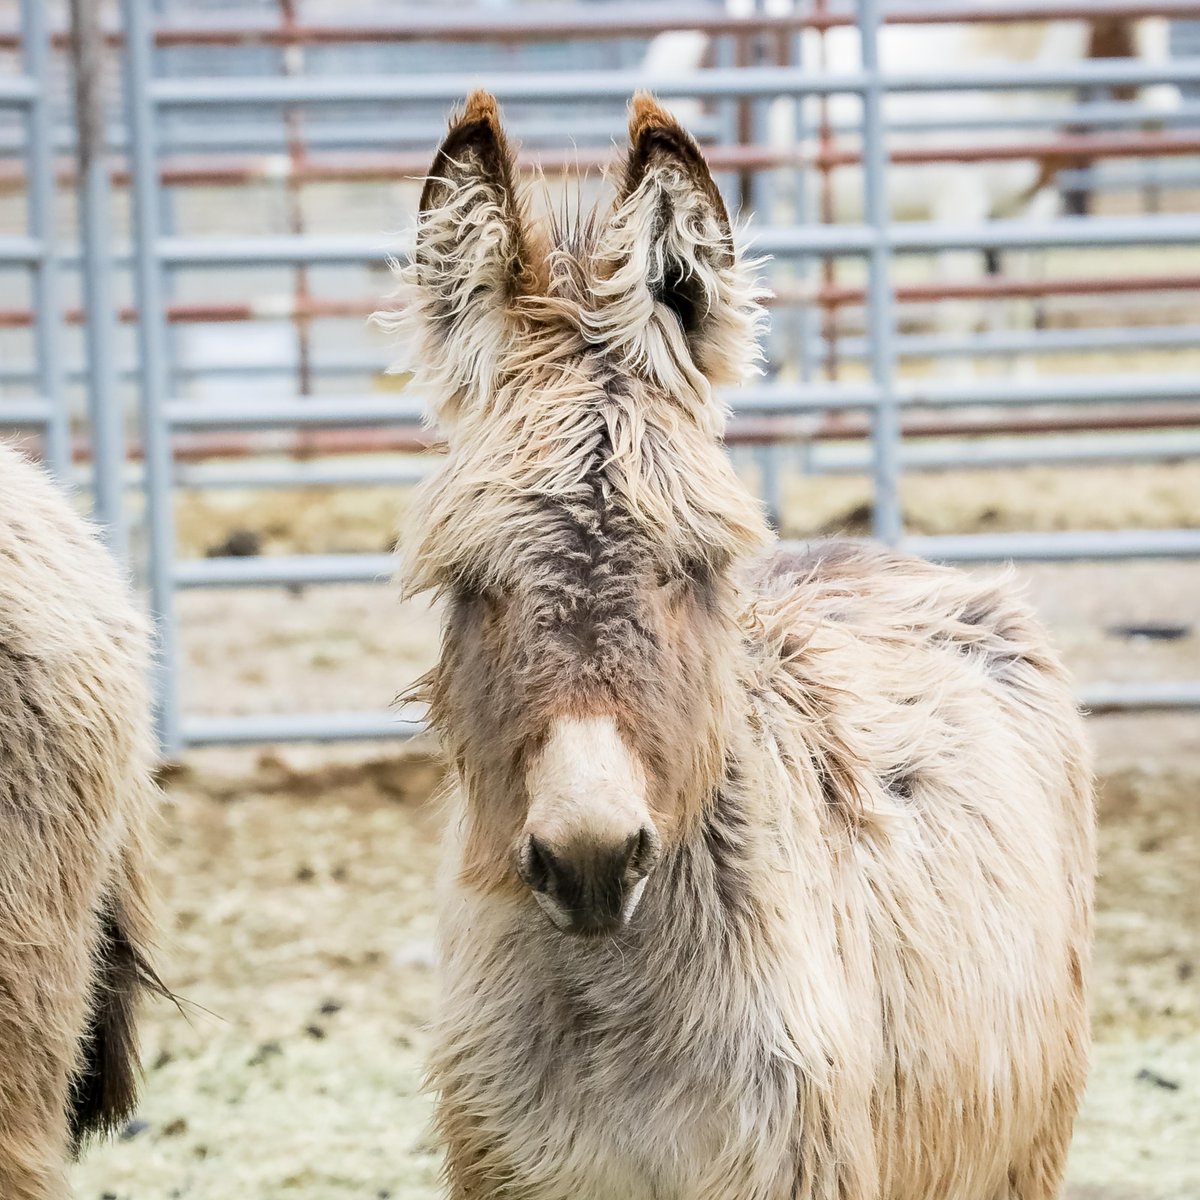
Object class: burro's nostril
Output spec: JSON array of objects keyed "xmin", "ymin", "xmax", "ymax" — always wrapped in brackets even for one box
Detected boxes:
[
  {"xmin": 518, "ymin": 833, "xmax": 558, "ymax": 895},
  {"xmin": 624, "ymin": 824, "xmax": 662, "ymax": 883},
  {"xmin": 518, "ymin": 823, "xmax": 662, "ymax": 935}
]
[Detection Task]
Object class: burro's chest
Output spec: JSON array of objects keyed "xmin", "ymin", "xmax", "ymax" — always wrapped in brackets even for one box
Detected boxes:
[{"xmin": 430, "ymin": 885, "xmax": 802, "ymax": 1200}]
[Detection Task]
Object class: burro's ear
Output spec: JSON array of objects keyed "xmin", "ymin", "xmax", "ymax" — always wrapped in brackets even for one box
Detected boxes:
[
  {"xmin": 388, "ymin": 91, "xmax": 537, "ymax": 417},
  {"xmin": 589, "ymin": 93, "xmax": 766, "ymax": 391}
]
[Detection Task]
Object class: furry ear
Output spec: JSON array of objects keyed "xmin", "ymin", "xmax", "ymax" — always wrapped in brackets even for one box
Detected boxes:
[
  {"xmin": 588, "ymin": 93, "xmax": 766, "ymax": 391},
  {"xmin": 398, "ymin": 91, "xmax": 538, "ymax": 418}
]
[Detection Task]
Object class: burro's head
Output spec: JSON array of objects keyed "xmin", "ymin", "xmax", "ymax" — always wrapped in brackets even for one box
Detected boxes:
[{"xmin": 389, "ymin": 91, "xmax": 769, "ymax": 936}]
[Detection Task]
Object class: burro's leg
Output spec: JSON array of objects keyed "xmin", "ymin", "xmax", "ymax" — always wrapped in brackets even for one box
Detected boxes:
[
  {"xmin": 0, "ymin": 935, "xmax": 90, "ymax": 1200},
  {"xmin": 0, "ymin": 794, "xmax": 109, "ymax": 1200},
  {"xmin": 1000, "ymin": 1065, "xmax": 1089, "ymax": 1200}
]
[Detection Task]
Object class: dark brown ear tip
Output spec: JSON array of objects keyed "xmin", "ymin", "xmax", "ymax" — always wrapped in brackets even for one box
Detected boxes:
[
  {"xmin": 622, "ymin": 93, "xmax": 716, "ymax": 207},
  {"xmin": 443, "ymin": 89, "xmax": 505, "ymax": 154},
  {"xmin": 628, "ymin": 92, "xmax": 684, "ymax": 144},
  {"xmin": 461, "ymin": 89, "xmax": 502, "ymax": 128},
  {"xmin": 421, "ymin": 92, "xmax": 511, "ymax": 212}
]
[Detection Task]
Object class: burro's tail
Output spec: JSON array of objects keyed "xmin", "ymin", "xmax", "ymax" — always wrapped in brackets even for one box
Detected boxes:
[{"xmin": 69, "ymin": 849, "xmax": 165, "ymax": 1151}]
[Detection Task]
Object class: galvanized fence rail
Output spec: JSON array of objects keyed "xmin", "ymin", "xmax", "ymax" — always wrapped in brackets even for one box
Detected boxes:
[
  {"xmin": 0, "ymin": 0, "xmax": 69, "ymax": 476},
  {"xmin": 4, "ymin": 1, "xmax": 1200, "ymax": 747}
]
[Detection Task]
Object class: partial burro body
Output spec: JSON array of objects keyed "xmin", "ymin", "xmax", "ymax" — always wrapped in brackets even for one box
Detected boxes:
[
  {"xmin": 388, "ymin": 91, "xmax": 1097, "ymax": 1200},
  {"xmin": 0, "ymin": 444, "xmax": 159, "ymax": 1200}
]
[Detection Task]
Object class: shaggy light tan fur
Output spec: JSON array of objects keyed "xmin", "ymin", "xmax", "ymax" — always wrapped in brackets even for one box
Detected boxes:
[
  {"xmin": 0, "ymin": 443, "xmax": 159, "ymax": 1200},
  {"xmin": 388, "ymin": 92, "xmax": 1095, "ymax": 1200}
]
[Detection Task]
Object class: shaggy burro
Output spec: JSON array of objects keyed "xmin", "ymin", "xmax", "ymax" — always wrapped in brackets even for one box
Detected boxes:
[
  {"xmin": 0, "ymin": 443, "xmax": 160, "ymax": 1200},
  {"xmin": 388, "ymin": 92, "xmax": 1098, "ymax": 1200}
]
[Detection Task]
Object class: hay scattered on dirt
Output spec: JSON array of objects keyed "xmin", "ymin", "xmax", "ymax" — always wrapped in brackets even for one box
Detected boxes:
[
  {"xmin": 783, "ymin": 461, "xmax": 1200, "ymax": 540},
  {"xmin": 72, "ymin": 748, "xmax": 1199, "ymax": 1200},
  {"xmin": 74, "ymin": 748, "xmax": 447, "ymax": 1200},
  {"xmin": 174, "ymin": 484, "xmax": 415, "ymax": 560}
]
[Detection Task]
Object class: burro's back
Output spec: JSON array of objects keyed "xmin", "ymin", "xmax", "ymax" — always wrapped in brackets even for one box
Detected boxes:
[
  {"xmin": 388, "ymin": 90, "xmax": 1095, "ymax": 1200},
  {"xmin": 738, "ymin": 540, "xmax": 1094, "ymax": 1199},
  {"xmin": 0, "ymin": 444, "xmax": 159, "ymax": 1200}
]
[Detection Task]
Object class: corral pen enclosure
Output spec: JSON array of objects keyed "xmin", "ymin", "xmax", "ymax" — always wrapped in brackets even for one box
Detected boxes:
[{"xmin": 0, "ymin": 0, "xmax": 1198, "ymax": 1196}]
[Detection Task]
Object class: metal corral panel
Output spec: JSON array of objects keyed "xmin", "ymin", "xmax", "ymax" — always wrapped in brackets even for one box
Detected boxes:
[{"xmin": 5, "ymin": 0, "xmax": 1197, "ymax": 745}]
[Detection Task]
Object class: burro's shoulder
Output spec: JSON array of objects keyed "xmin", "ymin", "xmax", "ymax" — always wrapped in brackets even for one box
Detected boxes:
[
  {"xmin": 740, "ymin": 538, "xmax": 1071, "ymax": 705},
  {"xmin": 738, "ymin": 539, "xmax": 1090, "ymax": 846}
]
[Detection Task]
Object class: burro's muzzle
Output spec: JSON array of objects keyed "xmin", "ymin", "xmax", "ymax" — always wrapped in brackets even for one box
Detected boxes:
[{"xmin": 518, "ymin": 717, "xmax": 661, "ymax": 936}]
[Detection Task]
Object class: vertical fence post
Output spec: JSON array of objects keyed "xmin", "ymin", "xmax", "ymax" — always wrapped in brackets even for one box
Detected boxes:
[
  {"xmin": 857, "ymin": 0, "xmax": 902, "ymax": 544},
  {"xmin": 121, "ymin": 0, "xmax": 182, "ymax": 754},
  {"xmin": 20, "ymin": 0, "xmax": 70, "ymax": 481},
  {"xmin": 813, "ymin": 0, "xmax": 840, "ymax": 382},
  {"xmin": 789, "ymin": 9, "xmax": 814, "ymax": 387},
  {"xmin": 786, "ymin": 6, "xmax": 817, "ymax": 479},
  {"xmin": 749, "ymin": 1, "xmax": 783, "ymax": 529},
  {"xmin": 69, "ymin": 0, "xmax": 127, "ymax": 555}
]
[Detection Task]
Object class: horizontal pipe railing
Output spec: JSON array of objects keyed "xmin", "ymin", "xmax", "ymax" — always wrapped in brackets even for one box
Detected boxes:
[
  {"xmin": 175, "ymin": 677, "xmax": 1200, "ymax": 747},
  {"xmin": 178, "ymin": 528, "xmax": 1200, "ymax": 593},
  {"xmin": 166, "ymin": 396, "xmax": 429, "ymax": 429},
  {"xmin": 80, "ymin": 415, "xmax": 1200, "ymax": 492},
  {"xmin": 0, "ymin": 398, "xmax": 54, "ymax": 426},
  {"xmin": 7, "ymin": 1, "xmax": 1200, "ymax": 51},
  {"xmin": 898, "ymin": 528, "xmax": 1200, "ymax": 560},
  {"xmin": 737, "ymin": 376, "xmax": 1200, "ymax": 412},
  {"xmin": 154, "ymin": 323, "xmax": 1200, "ymax": 367},
  {"xmin": 174, "ymin": 552, "xmax": 395, "ymax": 588},
  {"xmin": 6, "ymin": 129, "xmax": 1200, "ymax": 193},
  {"xmin": 807, "ymin": 430, "xmax": 1200, "ymax": 471},
  {"xmin": 822, "ymin": 132, "xmax": 1200, "ymax": 168},
  {"xmin": 160, "ymin": 376, "xmax": 1200, "ymax": 432},
  {"xmin": 5, "ymin": 217, "xmax": 1200, "ymax": 280},
  {"xmin": 180, "ymin": 710, "xmax": 427, "ymax": 746},
  {"xmin": 894, "ymin": 375, "xmax": 1200, "ymax": 409},
  {"xmin": 145, "ymin": 59, "xmax": 1200, "ymax": 108},
  {"xmin": 6, "ymin": 97, "xmax": 1197, "ymax": 165},
  {"xmin": 758, "ymin": 215, "xmax": 1200, "ymax": 255},
  {"xmin": 1080, "ymin": 682, "xmax": 1200, "ymax": 713},
  {"xmin": 0, "ymin": 78, "xmax": 36, "ymax": 105},
  {"xmin": 815, "ymin": 97, "xmax": 1200, "ymax": 136},
  {"xmin": 158, "ymin": 430, "xmax": 1200, "ymax": 490},
  {"xmin": 4, "ymin": 271, "xmax": 1200, "ymax": 331},
  {"xmin": 141, "ymin": 216, "xmax": 1200, "ymax": 268},
  {"xmin": 0, "ymin": 235, "xmax": 43, "ymax": 263},
  {"xmin": 811, "ymin": 323, "xmax": 1200, "ymax": 361},
  {"xmin": 172, "ymin": 458, "xmax": 433, "ymax": 489},
  {"xmin": 45, "ymin": 404, "xmax": 1198, "ymax": 473},
  {"xmin": 161, "ymin": 389, "xmax": 883, "ymax": 425}
]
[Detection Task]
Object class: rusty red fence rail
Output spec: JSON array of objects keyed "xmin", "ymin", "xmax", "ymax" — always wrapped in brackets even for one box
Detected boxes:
[{"xmin": 5, "ymin": 1, "xmax": 1200, "ymax": 51}]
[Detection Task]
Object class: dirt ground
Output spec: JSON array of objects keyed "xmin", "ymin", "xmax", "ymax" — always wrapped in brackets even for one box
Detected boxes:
[{"xmin": 72, "ymin": 462, "xmax": 1200, "ymax": 1199}]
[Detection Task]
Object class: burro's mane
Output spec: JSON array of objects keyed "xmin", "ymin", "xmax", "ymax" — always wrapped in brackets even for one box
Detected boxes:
[{"xmin": 378, "ymin": 91, "xmax": 771, "ymax": 602}]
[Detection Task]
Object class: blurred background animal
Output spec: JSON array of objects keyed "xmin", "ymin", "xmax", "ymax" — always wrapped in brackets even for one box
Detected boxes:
[{"xmin": 652, "ymin": 8, "xmax": 1181, "ymax": 362}]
